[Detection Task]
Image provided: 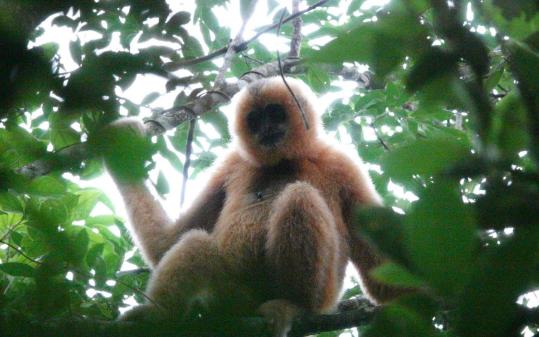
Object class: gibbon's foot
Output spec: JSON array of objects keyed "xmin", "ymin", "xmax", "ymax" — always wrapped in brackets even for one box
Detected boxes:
[
  {"xmin": 118, "ymin": 303, "xmax": 165, "ymax": 322},
  {"xmin": 257, "ymin": 299, "xmax": 302, "ymax": 337}
]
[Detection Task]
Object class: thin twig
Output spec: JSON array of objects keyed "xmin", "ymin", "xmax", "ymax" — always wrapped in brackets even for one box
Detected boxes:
[
  {"xmin": 276, "ymin": 9, "xmax": 309, "ymax": 130},
  {"xmin": 369, "ymin": 122, "xmax": 390, "ymax": 151},
  {"xmin": 180, "ymin": 119, "xmax": 196, "ymax": 207},
  {"xmin": 116, "ymin": 268, "xmax": 151, "ymax": 278},
  {"xmin": 0, "ymin": 239, "xmax": 42, "ymax": 265},
  {"xmin": 164, "ymin": 0, "xmax": 329, "ymax": 71},
  {"xmin": 289, "ymin": 0, "xmax": 302, "ymax": 59},
  {"xmin": 241, "ymin": 53, "xmax": 265, "ymax": 65},
  {"xmin": 0, "ymin": 214, "xmax": 25, "ymax": 242},
  {"xmin": 213, "ymin": 0, "xmax": 257, "ymax": 87}
]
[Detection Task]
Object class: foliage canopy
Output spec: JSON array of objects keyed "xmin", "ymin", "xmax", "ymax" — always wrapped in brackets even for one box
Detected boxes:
[{"xmin": 1, "ymin": 0, "xmax": 538, "ymax": 336}]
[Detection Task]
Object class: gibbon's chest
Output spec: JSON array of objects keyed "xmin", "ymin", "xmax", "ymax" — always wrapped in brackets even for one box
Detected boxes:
[{"xmin": 217, "ymin": 160, "xmax": 299, "ymax": 226}]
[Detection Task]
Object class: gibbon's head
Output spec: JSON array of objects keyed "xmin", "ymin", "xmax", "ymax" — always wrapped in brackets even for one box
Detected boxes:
[{"xmin": 230, "ymin": 77, "xmax": 323, "ymax": 166}]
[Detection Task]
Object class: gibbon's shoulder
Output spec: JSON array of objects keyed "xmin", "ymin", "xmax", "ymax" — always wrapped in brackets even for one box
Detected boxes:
[{"xmin": 316, "ymin": 143, "xmax": 382, "ymax": 205}]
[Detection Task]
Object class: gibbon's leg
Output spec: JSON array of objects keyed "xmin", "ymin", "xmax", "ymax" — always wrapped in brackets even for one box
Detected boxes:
[
  {"xmin": 132, "ymin": 229, "xmax": 226, "ymax": 321},
  {"xmin": 265, "ymin": 181, "xmax": 341, "ymax": 312}
]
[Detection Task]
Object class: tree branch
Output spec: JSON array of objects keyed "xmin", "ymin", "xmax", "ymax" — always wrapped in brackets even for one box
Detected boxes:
[
  {"xmin": 163, "ymin": 0, "xmax": 329, "ymax": 71},
  {"xmin": 0, "ymin": 239, "xmax": 42, "ymax": 265},
  {"xmin": 288, "ymin": 0, "xmax": 303, "ymax": 59},
  {"xmin": 17, "ymin": 60, "xmax": 373, "ymax": 179},
  {"xmin": 1, "ymin": 297, "xmax": 377, "ymax": 337}
]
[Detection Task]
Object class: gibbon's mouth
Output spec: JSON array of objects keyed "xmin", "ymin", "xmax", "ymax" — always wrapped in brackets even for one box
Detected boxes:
[{"xmin": 259, "ymin": 130, "xmax": 286, "ymax": 146}]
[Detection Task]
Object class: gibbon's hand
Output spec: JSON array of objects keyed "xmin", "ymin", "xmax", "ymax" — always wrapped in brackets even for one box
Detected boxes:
[{"xmin": 99, "ymin": 118, "xmax": 152, "ymax": 183}]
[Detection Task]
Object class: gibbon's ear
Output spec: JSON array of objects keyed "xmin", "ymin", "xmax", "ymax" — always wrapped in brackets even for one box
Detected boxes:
[{"xmin": 230, "ymin": 77, "xmax": 324, "ymax": 166}]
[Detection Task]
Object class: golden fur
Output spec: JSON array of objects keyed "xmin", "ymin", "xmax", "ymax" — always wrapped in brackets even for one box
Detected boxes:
[{"xmin": 109, "ymin": 77, "xmax": 400, "ymax": 333}]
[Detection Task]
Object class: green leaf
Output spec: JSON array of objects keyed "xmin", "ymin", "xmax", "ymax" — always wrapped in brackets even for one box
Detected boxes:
[
  {"xmin": 456, "ymin": 227, "xmax": 539, "ymax": 337},
  {"xmin": 381, "ymin": 138, "xmax": 471, "ymax": 181},
  {"xmin": 506, "ymin": 40, "xmax": 539, "ymax": 161},
  {"xmin": 0, "ymin": 262, "xmax": 35, "ymax": 277},
  {"xmin": 308, "ymin": 5, "xmax": 428, "ymax": 78},
  {"xmin": 71, "ymin": 228, "xmax": 90, "ymax": 265},
  {"xmin": 371, "ymin": 262, "xmax": 425, "ymax": 288},
  {"xmin": 354, "ymin": 207, "xmax": 408, "ymax": 266},
  {"xmin": 70, "ymin": 189, "xmax": 102, "ymax": 220},
  {"xmin": 306, "ymin": 66, "xmax": 331, "ymax": 92},
  {"xmin": 29, "ymin": 176, "xmax": 66, "ymax": 196},
  {"xmin": 364, "ymin": 303, "xmax": 437, "ymax": 337},
  {"xmin": 406, "ymin": 48, "xmax": 459, "ymax": 92},
  {"xmin": 491, "ymin": 92, "xmax": 530, "ymax": 159},
  {"xmin": 50, "ymin": 127, "xmax": 80, "ymax": 150},
  {"xmin": 91, "ymin": 123, "xmax": 154, "ymax": 183},
  {"xmin": 485, "ymin": 64, "xmax": 504, "ymax": 93},
  {"xmin": 166, "ymin": 11, "xmax": 191, "ymax": 30},
  {"xmin": 0, "ymin": 192, "xmax": 23, "ymax": 213},
  {"xmin": 87, "ymin": 243, "xmax": 105, "ymax": 267},
  {"xmin": 404, "ymin": 180, "xmax": 477, "ymax": 296},
  {"xmin": 70, "ymin": 39, "xmax": 83, "ymax": 64}
]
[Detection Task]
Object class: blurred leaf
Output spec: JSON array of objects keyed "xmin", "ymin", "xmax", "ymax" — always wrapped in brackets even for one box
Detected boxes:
[
  {"xmin": 28, "ymin": 176, "xmax": 65, "ymax": 196},
  {"xmin": 140, "ymin": 92, "xmax": 160, "ymax": 106},
  {"xmin": 70, "ymin": 39, "xmax": 83, "ymax": 64},
  {"xmin": 308, "ymin": 3, "xmax": 428, "ymax": 78},
  {"xmin": 0, "ymin": 262, "xmax": 34, "ymax": 277},
  {"xmin": 406, "ymin": 48, "xmax": 458, "ymax": 92},
  {"xmin": 382, "ymin": 138, "xmax": 471, "ymax": 181},
  {"xmin": 71, "ymin": 228, "xmax": 90, "ymax": 265},
  {"xmin": 404, "ymin": 180, "xmax": 477, "ymax": 296},
  {"xmin": 0, "ymin": 192, "xmax": 23, "ymax": 213},
  {"xmin": 306, "ymin": 66, "xmax": 331, "ymax": 92},
  {"xmin": 485, "ymin": 64, "xmax": 504, "ymax": 93},
  {"xmin": 371, "ymin": 262, "xmax": 425, "ymax": 289},
  {"xmin": 90, "ymin": 123, "xmax": 154, "ymax": 183},
  {"xmin": 166, "ymin": 11, "xmax": 191, "ymax": 32},
  {"xmin": 506, "ymin": 40, "xmax": 539, "ymax": 161},
  {"xmin": 456, "ymin": 227, "xmax": 539, "ymax": 337},
  {"xmin": 354, "ymin": 207, "xmax": 408, "ymax": 266},
  {"xmin": 364, "ymin": 303, "xmax": 437, "ymax": 337},
  {"xmin": 490, "ymin": 92, "xmax": 530, "ymax": 159}
]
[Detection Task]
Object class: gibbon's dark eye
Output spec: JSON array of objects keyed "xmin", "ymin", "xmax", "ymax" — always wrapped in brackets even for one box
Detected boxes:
[
  {"xmin": 247, "ymin": 110, "xmax": 261, "ymax": 133},
  {"xmin": 264, "ymin": 104, "xmax": 287, "ymax": 124}
]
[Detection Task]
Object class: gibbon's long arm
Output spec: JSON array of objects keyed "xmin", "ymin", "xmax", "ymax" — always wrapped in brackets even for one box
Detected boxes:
[
  {"xmin": 336, "ymin": 154, "xmax": 403, "ymax": 304},
  {"xmin": 113, "ymin": 170, "xmax": 227, "ymax": 268}
]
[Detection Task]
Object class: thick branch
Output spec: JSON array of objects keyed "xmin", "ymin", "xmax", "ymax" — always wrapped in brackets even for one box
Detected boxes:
[{"xmin": 1, "ymin": 297, "xmax": 377, "ymax": 337}]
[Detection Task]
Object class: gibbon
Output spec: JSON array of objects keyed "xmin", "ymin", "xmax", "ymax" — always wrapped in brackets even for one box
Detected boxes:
[{"xmin": 107, "ymin": 77, "xmax": 401, "ymax": 336}]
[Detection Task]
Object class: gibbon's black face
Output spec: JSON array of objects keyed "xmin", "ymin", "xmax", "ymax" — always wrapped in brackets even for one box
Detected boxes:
[{"xmin": 246, "ymin": 103, "xmax": 288, "ymax": 147}]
